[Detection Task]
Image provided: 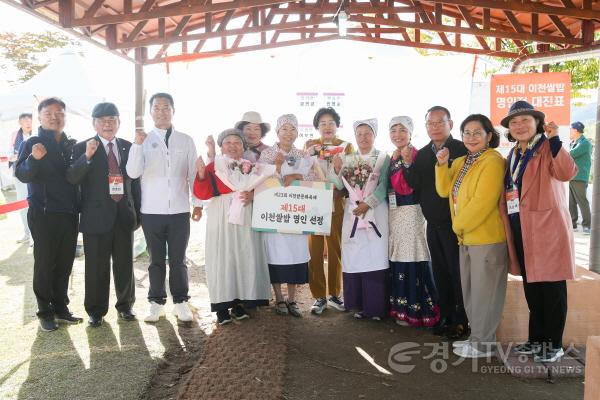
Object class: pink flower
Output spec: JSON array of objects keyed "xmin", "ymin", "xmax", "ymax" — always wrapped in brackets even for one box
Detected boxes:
[{"xmin": 241, "ymin": 161, "xmax": 252, "ymax": 174}]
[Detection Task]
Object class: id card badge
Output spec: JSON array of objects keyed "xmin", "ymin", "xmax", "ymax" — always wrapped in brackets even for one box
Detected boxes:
[
  {"xmin": 388, "ymin": 191, "xmax": 397, "ymax": 209},
  {"xmin": 108, "ymin": 174, "xmax": 124, "ymax": 195},
  {"xmin": 506, "ymin": 186, "xmax": 520, "ymax": 215}
]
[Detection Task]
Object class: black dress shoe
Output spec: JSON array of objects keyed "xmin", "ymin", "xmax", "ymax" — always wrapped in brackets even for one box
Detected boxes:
[
  {"xmin": 39, "ymin": 317, "xmax": 58, "ymax": 332},
  {"xmin": 56, "ymin": 312, "xmax": 84, "ymax": 324},
  {"xmin": 118, "ymin": 310, "xmax": 136, "ymax": 321},
  {"xmin": 445, "ymin": 324, "xmax": 470, "ymax": 340},
  {"xmin": 88, "ymin": 315, "xmax": 103, "ymax": 327}
]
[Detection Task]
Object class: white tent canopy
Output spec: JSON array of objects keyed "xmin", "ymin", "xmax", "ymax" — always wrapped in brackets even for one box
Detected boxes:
[{"xmin": 0, "ymin": 49, "xmax": 105, "ymax": 122}]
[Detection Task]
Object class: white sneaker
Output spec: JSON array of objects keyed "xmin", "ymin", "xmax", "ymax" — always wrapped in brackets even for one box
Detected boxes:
[
  {"xmin": 452, "ymin": 338, "xmax": 471, "ymax": 348},
  {"xmin": 173, "ymin": 302, "xmax": 193, "ymax": 322},
  {"xmin": 17, "ymin": 235, "xmax": 31, "ymax": 244},
  {"xmin": 453, "ymin": 343, "xmax": 495, "ymax": 358},
  {"xmin": 144, "ymin": 302, "xmax": 165, "ymax": 322}
]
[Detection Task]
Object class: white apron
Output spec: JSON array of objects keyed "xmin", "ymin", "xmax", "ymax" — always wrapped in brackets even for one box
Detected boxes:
[{"xmin": 341, "ymin": 150, "xmax": 389, "ymax": 273}]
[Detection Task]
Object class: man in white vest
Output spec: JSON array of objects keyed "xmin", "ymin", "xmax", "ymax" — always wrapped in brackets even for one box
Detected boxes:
[{"xmin": 127, "ymin": 92, "xmax": 202, "ymax": 323}]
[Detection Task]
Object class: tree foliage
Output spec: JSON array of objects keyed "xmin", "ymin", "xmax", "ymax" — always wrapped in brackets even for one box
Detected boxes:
[{"xmin": 0, "ymin": 31, "xmax": 79, "ymax": 84}]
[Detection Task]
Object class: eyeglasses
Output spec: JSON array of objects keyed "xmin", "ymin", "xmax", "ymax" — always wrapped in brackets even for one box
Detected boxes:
[
  {"xmin": 461, "ymin": 130, "xmax": 486, "ymax": 139},
  {"xmin": 426, "ymin": 120, "xmax": 448, "ymax": 127}
]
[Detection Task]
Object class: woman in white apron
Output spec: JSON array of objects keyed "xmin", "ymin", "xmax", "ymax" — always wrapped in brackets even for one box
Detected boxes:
[
  {"xmin": 259, "ymin": 114, "xmax": 319, "ymax": 317},
  {"xmin": 193, "ymin": 128, "xmax": 273, "ymax": 325},
  {"xmin": 331, "ymin": 118, "xmax": 390, "ymax": 320}
]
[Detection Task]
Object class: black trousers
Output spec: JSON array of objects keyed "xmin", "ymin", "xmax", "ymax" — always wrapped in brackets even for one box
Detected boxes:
[
  {"xmin": 141, "ymin": 213, "xmax": 190, "ymax": 304},
  {"xmin": 83, "ymin": 223, "xmax": 135, "ymax": 318},
  {"xmin": 511, "ymin": 219, "xmax": 567, "ymax": 349},
  {"xmin": 426, "ymin": 223, "xmax": 468, "ymax": 326},
  {"xmin": 28, "ymin": 208, "xmax": 78, "ymax": 319}
]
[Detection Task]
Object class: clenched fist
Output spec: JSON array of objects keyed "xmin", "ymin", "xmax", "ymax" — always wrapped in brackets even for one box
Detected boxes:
[
  {"xmin": 400, "ymin": 145, "xmax": 413, "ymax": 165},
  {"xmin": 85, "ymin": 139, "xmax": 99, "ymax": 160},
  {"xmin": 333, "ymin": 154, "xmax": 343, "ymax": 174},
  {"xmin": 31, "ymin": 143, "xmax": 47, "ymax": 160},
  {"xmin": 436, "ymin": 147, "xmax": 450, "ymax": 166},
  {"xmin": 134, "ymin": 129, "xmax": 147, "ymax": 145},
  {"xmin": 544, "ymin": 121, "xmax": 559, "ymax": 138},
  {"xmin": 205, "ymin": 135, "xmax": 216, "ymax": 159}
]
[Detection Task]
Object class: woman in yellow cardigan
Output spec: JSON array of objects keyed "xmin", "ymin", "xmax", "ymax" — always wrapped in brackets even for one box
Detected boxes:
[{"xmin": 435, "ymin": 114, "xmax": 507, "ymax": 359}]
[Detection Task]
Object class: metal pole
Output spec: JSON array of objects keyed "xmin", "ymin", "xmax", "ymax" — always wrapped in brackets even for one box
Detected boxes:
[
  {"xmin": 134, "ymin": 47, "xmax": 147, "ymax": 131},
  {"xmin": 590, "ymin": 66, "xmax": 600, "ymax": 274}
]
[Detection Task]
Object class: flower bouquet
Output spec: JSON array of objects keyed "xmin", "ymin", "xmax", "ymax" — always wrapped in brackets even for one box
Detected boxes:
[
  {"xmin": 340, "ymin": 156, "xmax": 382, "ymax": 238},
  {"xmin": 309, "ymin": 144, "xmax": 346, "ymax": 163},
  {"xmin": 214, "ymin": 155, "xmax": 276, "ymax": 225}
]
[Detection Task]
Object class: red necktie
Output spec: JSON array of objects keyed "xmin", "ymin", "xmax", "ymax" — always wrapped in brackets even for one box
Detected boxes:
[{"xmin": 107, "ymin": 142, "xmax": 123, "ymax": 202}]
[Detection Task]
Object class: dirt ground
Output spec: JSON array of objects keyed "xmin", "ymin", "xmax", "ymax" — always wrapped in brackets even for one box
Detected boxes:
[
  {"xmin": 0, "ymin": 187, "xmax": 588, "ymax": 400},
  {"xmin": 163, "ymin": 284, "xmax": 584, "ymax": 400}
]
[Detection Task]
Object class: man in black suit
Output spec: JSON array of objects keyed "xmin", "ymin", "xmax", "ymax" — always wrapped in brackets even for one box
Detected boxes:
[{"xmin": 67, "ymin": 103, "xmax": 141, "ymax": 327}]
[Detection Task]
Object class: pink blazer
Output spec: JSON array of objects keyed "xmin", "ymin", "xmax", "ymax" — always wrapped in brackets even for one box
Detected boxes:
[{"xmin": 500, "ymin": 139, "xmax": 578, "ymax": 283}]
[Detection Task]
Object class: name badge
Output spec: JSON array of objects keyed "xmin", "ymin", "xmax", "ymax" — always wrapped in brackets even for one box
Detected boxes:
[
  {"xmin": 108, "ymin": 174, "xmax": 124, "ymax": 195},
  {"xmin": 388, "ymin": 191, "xmax": 397, "ymax": 210},
  {"xmin": 506, "ymin": 187, "xmax": 520, "ymax": 215}
]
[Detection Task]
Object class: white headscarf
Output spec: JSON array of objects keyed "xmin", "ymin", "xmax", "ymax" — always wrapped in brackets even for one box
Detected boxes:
[
  {"xmin": 389, "ymin": 116, "xmax": 413, "ymax": 135},
  {"xmin": 352, "ymin": 118, "xmax": 378, "ymax": 137}
]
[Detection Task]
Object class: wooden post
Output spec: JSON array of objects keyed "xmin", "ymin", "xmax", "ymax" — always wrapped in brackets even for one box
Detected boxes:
[
  {"xmin": 134, "ymin": 47, "xmax": 147, "ymax": 131},
  {"xmin": 590, "ymin": 67, "xmax": 600, "ymax": 274}
]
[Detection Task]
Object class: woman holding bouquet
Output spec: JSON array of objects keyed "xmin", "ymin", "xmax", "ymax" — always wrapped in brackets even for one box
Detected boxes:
[
  {"xmin": 387, "ymin": 116, "xmax": 440, "ymax": 328},
  {"xmin": 304, "ymin": 107, "xmax": 354, "ymax": 315},
  {"xmin": 259, "ymin": 114, "xmax": 318, "ymax": 318},
  {"xmin": 331, "ymin": 118, "xmax": 390, "ymax": 320},
  {"xmin": 194, "ymin": 128, "xmax": 275, "ymax": 325}
]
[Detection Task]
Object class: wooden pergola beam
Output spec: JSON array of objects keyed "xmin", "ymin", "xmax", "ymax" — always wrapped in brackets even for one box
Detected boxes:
[
  {"xmin": 69, "ymin": 0, "xmax": 291, "ymax": 27},
  {"xmin": 83, "ymin": 0, "xmax": 105, "ymax": 19},
  {"xmin": 58, "ymin": 0, "xmax": 74, "ymax": 27},
  {"xmin": 350, "ymin": 15, "xmax": 583, "ymax": 45},
  {"xmin": 270, "ymin": 4, "xmax": 420, "ymax": 14},
  {"xmin": 411, "ymin": 0, "xmax": 451, "ymax": 46},
  {"xmin": 548, "ymin": 14, "xmax": 574, "ymax": 38},
  {"xmin": 348, "ymin": 34, "xmax": 519, "ymax": 57},
  {"xmin": 116, "ymin": 15, "xmax": 332, "ymax": 48},
  {"xmin": 457, "ymin": 5, "xmax": 489, "ymax": 50},
  {"xmin": 422, "ymin": 0, "xmax": 600, "ymax": 20},
  {"xmin": 146, "ymin": 34, "xmax": 339, "ymax": 64},
  {"xmin": 32, "ymin": 0, "xmax": 57, "ymax": 9},
  {"xmin": 123, "ymin": 0, "xmax": 158, "ymax": 42}
]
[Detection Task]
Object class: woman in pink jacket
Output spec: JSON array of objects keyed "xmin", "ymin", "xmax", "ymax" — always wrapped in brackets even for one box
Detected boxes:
[{"xmin": 501, "ymin": 101, "xmax": 577, "ymax": 363}]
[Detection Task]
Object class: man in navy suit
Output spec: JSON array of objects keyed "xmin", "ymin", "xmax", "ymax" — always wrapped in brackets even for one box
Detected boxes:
[{"xmin": 67, "ymin": 103, "xmax": 141, "ymax": 327}]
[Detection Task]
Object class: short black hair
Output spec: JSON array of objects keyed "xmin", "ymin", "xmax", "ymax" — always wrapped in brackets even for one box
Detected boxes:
[
  {"xmin": 505, "ymin": 115, "xmax": 545, "ymax": 142},
  {"xmin": 313, "ymin": 107, "xmax": 341, "ymax": 130},
  {"xmin": 425, "ymin": 106, "xmax": 451, "ymax": 120},
  {"xmin": 238, "ymin": 121, "xmax": 268, "ymax": 138},
  {"xmin": 460, "ymin": 114, "xmax": 500, "ymax": 148},
  {"xmin": 38, "ymin": 97, "xmax": 66, "ymax": 113},
  {"xmin": 18, "ymin": 113, "xmax": 32, "ymax": 120},
  {"xmin": 149, "ymin": 92, "xmax": 175, "ymax": 110}
]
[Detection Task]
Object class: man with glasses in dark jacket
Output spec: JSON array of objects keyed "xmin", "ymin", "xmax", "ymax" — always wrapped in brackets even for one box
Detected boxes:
[{"xmin": 401, "ymin": 106, "xmax": 469, "ymax": 340}]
